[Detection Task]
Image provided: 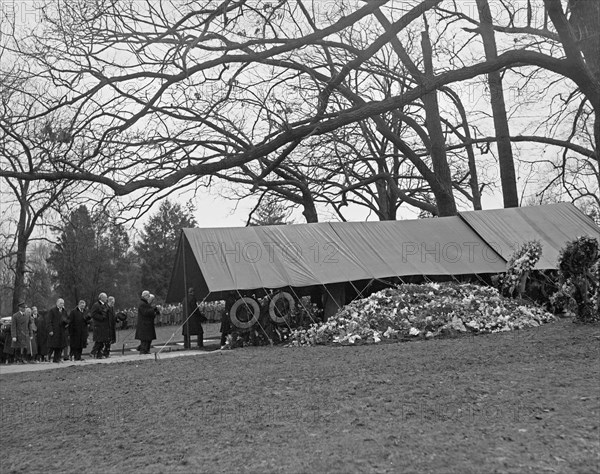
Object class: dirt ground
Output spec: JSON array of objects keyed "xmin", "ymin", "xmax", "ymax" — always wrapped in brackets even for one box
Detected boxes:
[
  {"xmin": 1, "ymin": 318, "xmax": 598, "ymax": 474},
  {"xmin": 104, "ymin": 322, "xmax": 224, "ymax": 354}
]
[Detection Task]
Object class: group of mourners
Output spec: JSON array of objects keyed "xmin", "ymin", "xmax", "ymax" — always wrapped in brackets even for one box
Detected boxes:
[
  {"xmin": 2, "ymin": 288, "xmax": 236, "ymax": 364},
  {"xmin": 1, "ymin": 290, "xmax": 161, "ymax": 364}
]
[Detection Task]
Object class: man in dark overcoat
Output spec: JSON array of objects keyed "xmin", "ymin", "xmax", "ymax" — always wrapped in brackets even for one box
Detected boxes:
[
  {"xmin": 135, "ymin": 290, "xmax": 156, "ymax": 354},
  {"xmin": 104, "ymin": 296, "xmax": 118, "ymax": 358},
  {"xmin": 183, "ymin": 287, "xmax": 205, "ymax": 348},
  {"xmin": 68, "ymin": 300, "xmax": 89, "ymax": 361},
  {"xmin": 47, "ymin": 298, "xmax": 69, "ymax": 363},
  {"xmin": 11, "ymin": 302, "xmax": 32, "ymax": 363},
  {"xmin": 90, "ymin": 293, "xmax": 110, "ymax": 359}
]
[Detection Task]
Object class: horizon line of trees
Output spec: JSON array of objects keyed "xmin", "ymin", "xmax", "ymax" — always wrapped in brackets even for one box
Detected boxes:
[{"xmin": 0, "ymin": 200, "xmax": 197, "ymax": 314}]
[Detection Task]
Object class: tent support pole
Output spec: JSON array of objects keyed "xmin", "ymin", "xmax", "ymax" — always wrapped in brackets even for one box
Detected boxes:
[{"xmin": 182, "ymin": 236, "xmax": 191, "ymax": 350}]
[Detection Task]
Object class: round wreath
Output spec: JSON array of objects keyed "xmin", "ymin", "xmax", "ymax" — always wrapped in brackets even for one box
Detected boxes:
[
  {"xmin": 268, "ymin": 291, "xmax": 295, "ymax": 324},
  {"xmin": 229, "ymin": 297, "xmax": 260, "ymax": 329}
]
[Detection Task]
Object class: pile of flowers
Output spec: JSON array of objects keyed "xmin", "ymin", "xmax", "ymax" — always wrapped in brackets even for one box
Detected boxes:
[{"xmin": 287, "ymin": 282, "xmax": 556, "ymax": 347}]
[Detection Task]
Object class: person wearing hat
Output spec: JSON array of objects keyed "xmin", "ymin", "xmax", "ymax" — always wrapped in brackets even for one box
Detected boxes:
[{"xmin": 11, "ymin": 302, "xmax": 32, "ymax": 364}]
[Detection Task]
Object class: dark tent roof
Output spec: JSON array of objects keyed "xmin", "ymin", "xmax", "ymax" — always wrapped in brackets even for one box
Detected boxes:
[{"xmin": 165, "ymin": 202, "xmax": 599, "ymax": 303}]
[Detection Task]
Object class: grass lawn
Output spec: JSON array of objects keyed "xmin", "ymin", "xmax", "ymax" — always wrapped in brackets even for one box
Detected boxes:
[{"xmin": 1, "ymin": 318, "xmax": 598, "ymax": 474}]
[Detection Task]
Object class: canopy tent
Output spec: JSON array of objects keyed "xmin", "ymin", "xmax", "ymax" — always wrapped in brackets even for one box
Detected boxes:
[
  {"xmin": 166, "ymin": 202, "xmax": 599, "ymax": 304},
  {"xmin": 460, "ymin": 202, "xmax": 600, "ymax": 270}
]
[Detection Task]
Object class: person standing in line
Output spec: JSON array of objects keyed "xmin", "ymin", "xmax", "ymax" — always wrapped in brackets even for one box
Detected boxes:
[
  {"xmin": 47, "ymin": 299, "xmax": 68, "ymax": 363},
  {"xmin": 135, "ymin": 290, "xmax": 156, "ymax": 355},
  {"xmin": 105, "ymin": 296, "xmax": 118, "ymax": 358},
  {"xmin": 32, "ymin": 307, "xmax": 48, "ymax": 362},
  {"xmin": 183, "ymin": 287, "xmax": 205, "ymax": 349},
  {"xmin": 26, "ymin": 306, "xmax": 38, "ymax": 362},
  {"xmin": 68, "ymin": 300, "xmax": 89, "ymax": 361},
  {"xmin": 11, "ymin": 303, "xmax": 32, "ymax": 364},
  {"xmin": 220, "ymin": 293, "xmax": 235, "ymax": 349},
  {"xmin": 90, "ymin": 293, "xmax": 110, "ymax": 359}
]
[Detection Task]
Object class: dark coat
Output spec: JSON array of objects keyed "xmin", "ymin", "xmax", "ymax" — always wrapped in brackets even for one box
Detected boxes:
[
  {"xmin": 220, "ymin": 294, "xmax": 236, "ymax": 335},
  {"xmin": 107, "ymin": 305, "xmax": 117, "ymax": 344},
  {"xmin": 2, "ymin": 326, "xmax": 14, "ymax": 355},
  {"xmin": 182, "ymin": 295, "xmax": 205, "ymax": 336},
  {"xmin": 11, "ymin": 311, "xmax": 32, "ymax": 350},
  {"xmin": 135, "ymin": 299, "xmax": 156, "ymax": 342},
  {"xmin": 34, "ymin": 312, "xmax": 49, "ymax": 356},
  {"xmin": 90, "ymin": 300, "xmax": 110, "ymax": 343},
  {"xmin": 68, "ymin": 307, "xmax": 90, "ymax": 349},
  {"xmin": 47, "ymin": 306, "xmax": 69, "ymax": 349}
]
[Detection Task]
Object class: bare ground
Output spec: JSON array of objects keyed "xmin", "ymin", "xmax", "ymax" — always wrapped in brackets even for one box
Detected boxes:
[{"xmin": 1, "ymin": 318, "xmax": 599, "ymax": 474}]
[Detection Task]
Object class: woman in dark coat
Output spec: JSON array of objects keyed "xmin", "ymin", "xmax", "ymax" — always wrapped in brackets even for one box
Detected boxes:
[
  {"xmin": 68, "ymin": 300, "xmax": 90, "ymax": 361},
  {"xmin": 35, "ymin": 309, "xmax": 49, "ymax": 362},
  {"xmin": 2, "ymin": 322, "xmax": 14, "ymax": 362},
  {"xmin": 135, "ymin": 291, "xmax": 156, "ymax": 354}
]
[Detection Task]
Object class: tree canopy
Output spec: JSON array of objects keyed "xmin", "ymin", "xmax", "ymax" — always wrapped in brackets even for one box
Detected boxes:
[
  {"xmin": 48, "ymin": 205, "xmax": 139, "ymax": 308},
  {"xmin": 0, "ymin": 0, "xmax": 596, "ymax": 218},
  {"xmin": 135, "ymin": 200, "xmax": 198, "ymax": 301}
]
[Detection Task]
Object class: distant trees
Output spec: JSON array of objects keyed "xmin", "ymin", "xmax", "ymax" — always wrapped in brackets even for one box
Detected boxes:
[
  {"xmin": 135, "ymin": 200, "xmax": 197, "ymax": 301},
  {"xmin": 48, "ymin": 205, "xmax": 139, "ymax": 309},
  {"xmin": 24, "ymin": 243, "xmax": 53, "ymax": 310},
  {"xmin": 248, "ymin": 195, "xmax": 293, "ymax": 226},
  {"xmin": 49, "ymin": 206, "xmax": 97, "ymax": 307}
]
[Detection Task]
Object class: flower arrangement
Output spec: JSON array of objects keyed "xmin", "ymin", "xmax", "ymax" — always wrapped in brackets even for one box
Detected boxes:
[
  {"xmin": 555, "ymin": 236, "xmax": 599, "ymax": 322},
  {"xmin": 501, "ymin": 240, "xmax": 543, "ymax": 297},
  {"xmin": 286, "ymin": 282, "xmax": 556, "ymax": 347},
  {"xmin": 229, "ymin": 296, "xmax": 323, "ymax": 348}
]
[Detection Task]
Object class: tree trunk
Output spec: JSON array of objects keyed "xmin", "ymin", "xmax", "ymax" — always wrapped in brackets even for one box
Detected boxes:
[
  {"xmin": 546, "ymin": 0, "xmax": 600, "ymax": 168},
  {"xmin": 421, "ymin": 30, "xmax": 457, "ymax": 217},
  {"xmin": 375, "ymin": 176, "xmax": 397, "ymax": 221},
  {"xmin": 11, "ymin": 185, "xmax": 29, "ymax": 313},
  {"xmin": 476, "ymin": 0, "xmax": 519, "ymax": 208},
  {"xmin": 301, "ymin": 191, "xmax": 319, "ymax": 223},
  {"xmin": 568, "ymin": 0, "xmax": 600, "ymax": 77}
]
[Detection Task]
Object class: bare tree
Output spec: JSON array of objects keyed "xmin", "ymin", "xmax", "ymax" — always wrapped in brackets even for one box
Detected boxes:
[
  {"xmin": 0, "ymin": 65, "xmax": 92, "ymax": 311},
  {"xmin": 474, "ymin": 0, "xmax": 519, "ymax": 208},
  {"xmin": 0, "ymin": 0, "xmax": 596, "ymax": 222}
]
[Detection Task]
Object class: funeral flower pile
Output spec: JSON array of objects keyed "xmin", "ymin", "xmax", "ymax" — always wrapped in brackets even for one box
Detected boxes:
[{"xmin": 287, "ymin": 282, "xmax": 556, "ymax": 347}]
